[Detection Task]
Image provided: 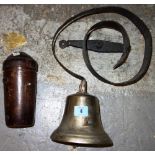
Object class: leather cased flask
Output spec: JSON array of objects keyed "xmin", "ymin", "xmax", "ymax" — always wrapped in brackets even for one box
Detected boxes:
[{"xmin": 3, "ymin": 52, "xmax": 38, "ymax": 128}]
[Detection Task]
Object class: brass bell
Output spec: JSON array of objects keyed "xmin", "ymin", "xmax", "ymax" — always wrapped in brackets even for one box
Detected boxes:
[{"xmin": 51, "ymin": 80, "xmax": 113, "ymax": 147}]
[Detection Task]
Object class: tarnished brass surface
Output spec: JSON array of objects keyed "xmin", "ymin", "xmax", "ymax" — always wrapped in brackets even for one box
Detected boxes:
[{"xmin": 51, "ymin": 92, "xmax": 113, "ymax": 147}]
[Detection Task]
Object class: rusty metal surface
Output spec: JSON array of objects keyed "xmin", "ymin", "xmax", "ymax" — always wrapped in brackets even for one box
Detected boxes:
[{"xmin": 0, "ymin": 4, "xmax": 155, "ymax": 151}]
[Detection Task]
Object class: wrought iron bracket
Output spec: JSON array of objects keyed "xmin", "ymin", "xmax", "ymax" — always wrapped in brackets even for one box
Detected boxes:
[{"xmin": 59, "ymin": 40, "xmax": 124, "ymax": 53}]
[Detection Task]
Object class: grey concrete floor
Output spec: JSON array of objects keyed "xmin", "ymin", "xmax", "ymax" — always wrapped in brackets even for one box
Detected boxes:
[{"xmin": 0, "ymin": 4, "xmax": 155, "ymax": 151}]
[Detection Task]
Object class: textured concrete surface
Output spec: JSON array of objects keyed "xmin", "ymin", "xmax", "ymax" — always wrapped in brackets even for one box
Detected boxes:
[{"xmin": 0, "ymin": 4, "xmax": 155, "ymax": 151}]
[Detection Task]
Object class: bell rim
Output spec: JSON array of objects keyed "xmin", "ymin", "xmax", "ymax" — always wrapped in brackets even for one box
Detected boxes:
[
  {"xmin": 51, "ymin": 138, "xmax": 113, "ymax": 148},
  {"xmin": 51, "ymin": 131, "xmax": 113, "ymax": 147}
]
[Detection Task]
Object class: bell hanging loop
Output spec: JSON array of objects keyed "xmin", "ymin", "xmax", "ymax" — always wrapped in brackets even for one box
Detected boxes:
[{"xmin": 78, "ymin": 79, "xmax": 87, "ymax": 93}]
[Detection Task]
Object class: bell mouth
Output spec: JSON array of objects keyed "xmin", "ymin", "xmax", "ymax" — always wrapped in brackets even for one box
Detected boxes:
[{"xmin": 51, "ymin": 130, "xmax": 113, "ymax": 147}]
